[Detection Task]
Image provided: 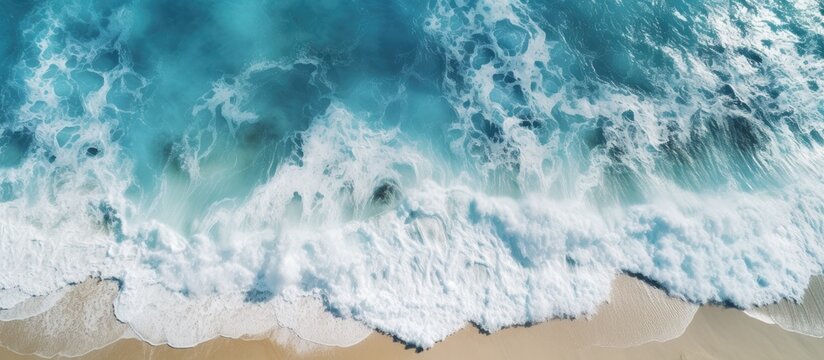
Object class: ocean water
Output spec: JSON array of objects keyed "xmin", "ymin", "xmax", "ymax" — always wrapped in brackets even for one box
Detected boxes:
[{"xmin": 0, "ymin": 0, "xmax": 822, "ymax": 348}]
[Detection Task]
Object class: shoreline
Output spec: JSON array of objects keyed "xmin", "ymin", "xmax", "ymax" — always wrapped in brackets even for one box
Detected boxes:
[{"xmin": 3, "ymin": 275, "xmax": 824, "ymax": 359}]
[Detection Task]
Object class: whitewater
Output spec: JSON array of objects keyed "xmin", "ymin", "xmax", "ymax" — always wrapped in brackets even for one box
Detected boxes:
[{"xmin": 0, "ymin": 0, "xmax": 822, "ymax": 349}]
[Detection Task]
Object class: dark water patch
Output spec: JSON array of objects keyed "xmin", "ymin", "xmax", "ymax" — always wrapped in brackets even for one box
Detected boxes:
[
  {"xmin": 93, "ymin": 201, "xmax": 125, "ymax": 242},
  {"xmin": 92, "ymin": 50, "xmax": 119, "ymax": 71},
  {"xmin": 718, "ymin": 84, "xmax": 737, "ymax": 98},
  {"xmin": 518, "ymin": 117, "xmax": 541, "ymax": 131},
  {"xmin": 236, "ymin": 119, "xmax": 281, "ymax": 150},
  {"xmin": 244, "ymin": 286, "xmax": 274, "ymax": 304},
  {"xmin": 245, "ymin": 247, "xmax": 276, "ymax": 304},
  {"xmin": 659, "ymin": 120, "xmax": 737, "ymax": 192},
  {"xmin": 810, "ymin": 130, "xmax": 824, "ymax": 145},
  {"xmin": 159, "ymin": 141, "xmax": 190, "ymax": 177},
  {"xmin": 718, "ymin": 115, "xmax": 766, "ymax": 154},
  {"xmin": 370, "ymin": 181, "xmax": 401, "ymax": 207},
  {"xmin": 446, "ymin": 58, "xmax": 467, "ymax": 94},
  {"xmin": 657, "ymin": 110, "xmax": 773, "ymax": 191},
  {"xmin": 65, "ymin": 19, "xmax": 100, "ymax": 41},
  {"xmin": 737, "ymin": 47, "xmax": 764, "ymax": 66},
  {"xmin": 364, "ymin": 180, "xmax": 402, "ymax": 218},
  {"xmin": 471, "ymin": 113, "xmax": 504, "ymax": 143},
  {"xmin": 472, "ymin": 47, "xmax": 496, "ymax": 69},
  {"xmin": 718, "ymin": 84, "xmax": 752, "ymax": 112},
  {"xmin": 0, "ymin": 128, "xmax": 33, "ymax": 167},
  {"xmin": 580, "ymin": 119, "xmax": 607, "ymax": 150}
]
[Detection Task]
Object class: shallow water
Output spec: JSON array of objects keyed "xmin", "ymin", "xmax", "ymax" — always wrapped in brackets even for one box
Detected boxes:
[{"xmin": 0, "ymin": 0, "xmax": 822, "ymax": 348}]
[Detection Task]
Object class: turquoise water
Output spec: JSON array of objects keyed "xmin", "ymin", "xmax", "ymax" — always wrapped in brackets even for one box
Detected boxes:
[{"xmin": 1, "ymin": 0, "xmax": 823, "ymax": 348}]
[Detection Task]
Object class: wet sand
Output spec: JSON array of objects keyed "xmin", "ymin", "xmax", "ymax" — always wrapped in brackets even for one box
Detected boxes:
[{"xmin": 2, "ymin": 276, "xmax": 824, "ymax": 359}]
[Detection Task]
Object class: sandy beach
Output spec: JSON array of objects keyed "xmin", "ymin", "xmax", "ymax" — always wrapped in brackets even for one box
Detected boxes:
[{"xmin": 2, "ymin": 276, "xmax": 823, "ymax": 359}]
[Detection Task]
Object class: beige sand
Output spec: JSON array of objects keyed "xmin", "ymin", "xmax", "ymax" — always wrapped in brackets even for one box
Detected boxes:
[{"xmin": 2, "ymin": 276, "xmax": 824, "ymax": 359}]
